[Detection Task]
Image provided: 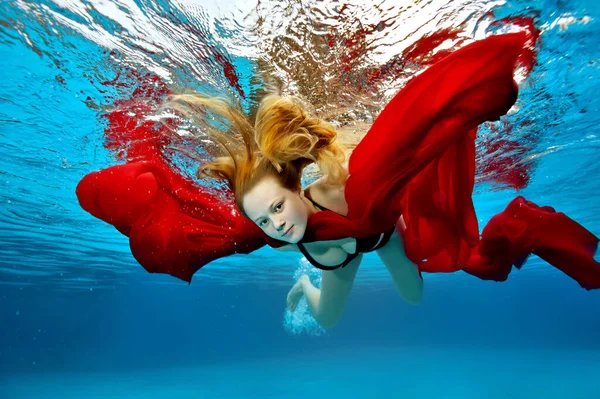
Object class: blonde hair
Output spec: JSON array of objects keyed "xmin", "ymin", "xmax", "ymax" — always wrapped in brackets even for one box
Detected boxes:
[
  {"xmin": 166, "ymin": 93, "xmax": 352, "ymax": 214},
  {"xmin": 254, "ymin": 95, "xmax": 349, "ymax": 185}
]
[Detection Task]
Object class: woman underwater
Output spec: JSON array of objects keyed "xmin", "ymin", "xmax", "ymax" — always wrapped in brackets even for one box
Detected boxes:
[{"xmin": 77, "ymin": 31, "xmax": 600, "ymax": 328}]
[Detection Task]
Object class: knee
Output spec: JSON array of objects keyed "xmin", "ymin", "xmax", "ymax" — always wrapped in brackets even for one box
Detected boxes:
[
  {"xmin": 403, "ymin": 284, "xmax": 424, "ymax": 305},
  {"xmin": 316, "ymin": 313, "xmax": 343, "ymax": 329},
  {"xmin": 404, "ymin": 291, "xmax": 423, "ymax": 305},
  {"xmin": 318, "ymin": 318, "xmax": 340, "ymax": 329}
]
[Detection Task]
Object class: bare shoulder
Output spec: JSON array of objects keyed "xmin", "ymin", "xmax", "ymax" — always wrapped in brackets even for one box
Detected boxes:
[{"xmin": 304, "ymin": 176, "xmax": 348, "ymax": 216}]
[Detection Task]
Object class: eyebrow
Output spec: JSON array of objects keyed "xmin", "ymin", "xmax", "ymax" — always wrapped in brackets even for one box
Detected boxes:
[{"xmin": 253, "ymin": 198, "xmax": 279, "ymax": 223}]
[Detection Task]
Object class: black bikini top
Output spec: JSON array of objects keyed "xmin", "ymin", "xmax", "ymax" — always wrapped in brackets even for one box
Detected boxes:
[{"xmin": 297, "ymin": 196, "xmax": 395, "ymax": 271}]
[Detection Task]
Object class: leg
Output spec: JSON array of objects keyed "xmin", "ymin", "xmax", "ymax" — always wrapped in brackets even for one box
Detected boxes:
[
  {"xmin": 287, "ymin": 254, "xmax": 362, "ymax": 328},
  {"xmin": 377, "ymin": 230, "xmax": 423, "ymax": 305}
]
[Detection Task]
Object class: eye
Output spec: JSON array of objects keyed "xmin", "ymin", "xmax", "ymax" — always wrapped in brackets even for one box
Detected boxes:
[
  {"xmin": 258, "ymin": 219, "xmax": 268, "ymax": 228},
  {"xmin": 275, "ymin": 201, "xmax": 283, "ymax": 212}
]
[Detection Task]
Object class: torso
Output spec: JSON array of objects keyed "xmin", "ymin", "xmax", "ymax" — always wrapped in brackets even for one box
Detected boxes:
[
  {"xmin": 275, "ymin": 176, "xmax": 399, "ymax": 269},
  {"xmin": 274, "ymin": 177, "xmax": 357, "ymax": 266}
]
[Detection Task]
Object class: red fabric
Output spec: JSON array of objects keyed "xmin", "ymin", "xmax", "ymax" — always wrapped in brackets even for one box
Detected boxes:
[
  {"xmin": 77, "ymin": 76, "xmax": 270, "ymax": 283},
  {"xmin": 302, "ymin": 32, "xmax": 600, "ymax": 290},
  {"xmin": 76, "ymin": 160, "xmax": 267, "ymax": 283},
  {"xmin": 462, "ymin": 196, "xmax": 600, "ymax": 290},
  {"xmin": 76, "ymin": 32, "xmax": 600, "ymax": 289},
  {"xmin": 303, "ymin": 33, "xmax": 528, "ymax": 245}
]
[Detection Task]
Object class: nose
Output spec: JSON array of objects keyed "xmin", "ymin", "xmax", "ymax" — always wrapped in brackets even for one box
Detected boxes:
[{"xmin": 274, "ymin": 218, "xmax": 286, "ymax": 231}]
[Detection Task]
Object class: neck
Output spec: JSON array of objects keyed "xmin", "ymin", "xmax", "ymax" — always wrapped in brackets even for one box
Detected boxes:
[{"xmin": 301, "ymin": 191, "xmax": 320, "ymax": 217}]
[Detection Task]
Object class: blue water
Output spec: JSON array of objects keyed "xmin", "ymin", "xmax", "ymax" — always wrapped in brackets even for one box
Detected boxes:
[{"xmin": 1, "ymin": 0, "xmax": 600, "ymax": 398}]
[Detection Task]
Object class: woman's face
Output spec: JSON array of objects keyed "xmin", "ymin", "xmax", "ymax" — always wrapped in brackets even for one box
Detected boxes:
[{"xmin": 242, "ymin": 175, "xmax": 309, "ymax": 243}]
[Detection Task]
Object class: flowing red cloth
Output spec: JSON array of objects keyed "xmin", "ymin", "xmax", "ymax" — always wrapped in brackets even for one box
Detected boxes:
[
  {"xmin": 462, "ymin": 196, "xmax": 600, "ymax": 290},
  {"xmin": 301, "ymin": 32, "xmax": 600, "ymax": 290},
  {"xmin": 303, "ymin": 33, "xmax": 527, "ymax": 242},
  {"xmin": 76, "ymin": 160, "xmax": 267, "ymax": 282},
  {"xmin": 76, "ymin": 32, "xmax": 600, "ymax": 289},
  {"xmin": 76, "ymin": 90, "xmax": 268, "ymax": 283}
]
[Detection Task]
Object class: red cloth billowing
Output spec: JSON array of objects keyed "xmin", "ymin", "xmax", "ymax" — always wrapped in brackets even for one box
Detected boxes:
[
  {"xmin": 302, "ymin": 32, "xmax": 600, "ymax": 290},
  {"xmin": 77, "ymin": 77, "xmax": 270, "ymax": 283},
  {"xmin": 76, "ymin": 32, "xmax": 600, "ymax": 289},
  {"xmin": 462, "ymin": 196, "xmax": 600, "ymax": 290},
  {"xmin": 76, "ymin": 160, "xmax": 267, "ymax": 283},
  {"xmin": 304, "ymin": 33, "xmax": 526, "ymax": 242}
]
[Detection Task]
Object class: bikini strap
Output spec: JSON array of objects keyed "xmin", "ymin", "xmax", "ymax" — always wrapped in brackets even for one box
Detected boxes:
[
  {"xmin": 305, "ymin": 194, "xmax": 330, "ymax": 212},
  {"xmin": 299, "ymin": 191, "xmax": 358, "ymax": 270},
  {"xmin": 297, "ymin": 242, "xmax": 358, "ymax": 271}
]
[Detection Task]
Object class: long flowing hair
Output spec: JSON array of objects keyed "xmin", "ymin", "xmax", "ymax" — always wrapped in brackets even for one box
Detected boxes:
[{"xmin": 166, "ymin": 93, "xmax": 356, "ymax": 214}]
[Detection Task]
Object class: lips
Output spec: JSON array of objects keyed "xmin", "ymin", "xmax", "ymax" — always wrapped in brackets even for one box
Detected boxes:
[{"xmin": 282, "ymin": 226, "xmax": 293, "ymax": 238}]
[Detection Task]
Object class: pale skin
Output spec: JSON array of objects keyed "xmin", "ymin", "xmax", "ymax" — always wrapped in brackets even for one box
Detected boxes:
[{"xmin": 243, "ymin": 175, "xmax": 424, "ymax": 329}]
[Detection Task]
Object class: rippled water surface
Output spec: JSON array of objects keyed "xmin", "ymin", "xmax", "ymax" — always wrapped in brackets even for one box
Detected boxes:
[{"xmin": 1, "ymin": 0, "xmax": 599, "ymax": 290}]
